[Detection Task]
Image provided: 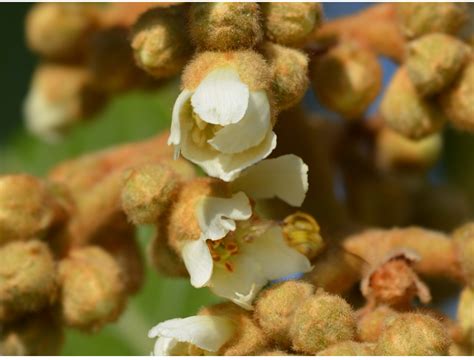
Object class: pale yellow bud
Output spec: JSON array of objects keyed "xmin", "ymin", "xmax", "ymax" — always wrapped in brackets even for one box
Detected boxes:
[
  {"xmin": 317, "ymin": 340, "xmax": 375, "ymax": 356},
  {"xmin": 357, "ymin": 306, "xmax": 398, "ymax": 342},
  {"xmin": 452, "ymin": 222, "xmax": 474, "ymax": 287},
  {"xmin": 282, "ymin": 212, "xmax": 324, "ymax": 261}
]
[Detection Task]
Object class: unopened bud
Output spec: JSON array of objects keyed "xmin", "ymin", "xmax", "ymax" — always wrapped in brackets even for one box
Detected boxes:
[
  {"xmin": 189, "ymin": 3, "xmax": 262, "ymax": 51},
  {"xmin": 289, "ymin": 289, "xmax": 356, "ymax": 354},
  {"xmin": 457, "ymin": 287, "xmax": 474, "ymax": 346},
  {"xmin": 131, "ymin": 6, "xmax": 192, "ymax": 79},
  {"xmin": 0, "ymin": 240, "xmax": 58, "ymax": 322},
  {"xmin": 262, "ymin": 2, "xmax": 323, "ymax": 47},
  {"xmin": 282, "ymin": 212, "xmax": 324, "ymax": 261},
  {"xmin": 310, "ymin": 41, "xmax": 382, "ymax": 120},
  {"xmin": 317, "ymin": 340, "xmax": 375, "ymax": 356},
  {"xmin": 59, "ymin": 246, "xmax": 126, "ymax": 331},
  {"xmin": 452, "ymin": 222, "xmax": 474, "ymax": 287},
  {"xmin": 258, "ymin": 350, "xmax": 290, "ymax": 356},
  {"xmin": 357, "ymin": 305, "xmax": 399, "ymax": 342},
  {"xmin": 440, "ymin": 59, "xmax": 474, "ymax": 133},
  {"xmin": 254, "ymin": 280, "xmax": 314, "ymax": 347},
  {"xmin": 406, "ymin": 33, "xmax": 470, "ymax": 96},
  {"xmin": 149, "ymin": 225, "xmax": 188, "ymax": 277},
  {"xmin": 375, "ymin": 313, "xmax": 450, "ymax": 355},
  {"xmin": 397, "ymin": 3, "xmax": 468, "ymax": 39},
  {"xmin": 262, "ymin": 42, "xmax": 309, "ymax": 111},
  {"xmin": 381, "ymin": 67, "xmax": 447, "ymax": 139}
]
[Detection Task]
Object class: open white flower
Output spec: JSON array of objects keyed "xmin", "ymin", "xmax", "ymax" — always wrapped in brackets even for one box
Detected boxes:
[
  {"xmin": 149, "ymin": 315, "xmax": 235, "ymax": 356},
  {"xmin": 181, "ymin": 154, "xmax": 311, "ymax": 308},
  {"xmin": 169, "ymin": 66, "xmax": 277, "ymax": 182}
]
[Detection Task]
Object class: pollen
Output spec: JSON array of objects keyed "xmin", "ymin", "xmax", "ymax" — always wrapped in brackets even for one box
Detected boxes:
[
  {"xmin": 283, "ymin": 212, "xmax": 325, "ymax": 261},
  {"xmin": 207, "ymin": 237, "xmax": 239, "ymax": 272}
]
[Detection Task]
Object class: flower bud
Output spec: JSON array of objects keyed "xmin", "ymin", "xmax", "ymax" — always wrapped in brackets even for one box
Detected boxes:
[
  {"xmin": 131, "ymin": 6, "xmax": 192, "ymax": 79},
  {"xmin": 189, "ymin": 3, "xmax": 263, "ymax": 51},
  {"xmin": 59, "ymin": 246, "xmax": 126, "ymax": 331},
  {"xmin": 289, "ymin": 289, "xmax": 356, "ymax": 354},
  {"xmin": 452, "ymin": 222, "xmax": 474, "ymax": 287},
  {"xmin": 396, "ymin": 3, "xmax": 468, "ymax": 39},
  {"xmin": 406, "ymin": 33, "xmax": 470, "ymax": 96},
  {"xmin": 0, "ymin": 309, "xmax": 64, "ymax": 355},
  {"xmin": 262, "ymin": 2, "xmax": 323, "ymax": 47},
  {"xmin": 457, "ymin": 287, "xmax": 474, "ymax": 346},
  {"xmin": 310, "ymin": 40, "xmax": 382, "ymax": 120},
  {"xmin": 25, "ymin": 3, "xmax": 98, "ymax": 60},
  {"xmin": 317, "ymin": 341, "xmax": 375, "ymax": 356},
  {"xmin": 149, "ymin": 224, "xmax": 188, "ymax": 277},
  {"xmin": 121, "ymin": 164, "xmax": 183, "ymax": 225},
  {"xmin": 381, "ymin": 67, "xmax": 447, "ymax": 139},
  {"xmin": 440, "ymin": 59, "xmax": 474, "ymax": 132},
  {"xmin": 261, "ymin": 42, "xmax": 309, "ymax": 111},
  {"xmin": 258, "ymin": 350, "xmax": 290, "ymax": 356},
  {"xmin": 254, "ymin": 280, "xmax": 314, "ymax": 347},
  {"xmin": 282, "ymin": 212, "xmax": 324, "ymax": 261},
  {"xmin": 0, "ymin": 240, "xmax": 58, "ymax": 322},
  {"xmin": 375, "ymin": 313, "xmax": 450, "ymax": 355},
  {"xmin": 357, "ymin": 305, "xmax": 398, "ymax": 342},
  {"xmin": 375, "ymin": 127, "xmax": 442, "ymax": 172}
]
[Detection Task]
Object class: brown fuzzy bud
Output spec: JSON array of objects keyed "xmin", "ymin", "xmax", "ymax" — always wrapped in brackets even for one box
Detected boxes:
[
  {"xmin": 189, "ymin": 3, "xmax": 263, "ymax": 51},
  {"xmin": 254, "ymin": 281, "xmax": 314, "ymax": 347},
  {"xmin": 406, "ymin": 33, "xmax": 470, "ymax": 96},
  {"xmin": 375, "ymin": 127, "xmax": 442, "ymax": 172},
  {"xmin": 282, "ymin": 212, "xmax": 324, "ymax": 261},
  {"xmin": 131, "ymin": 6, "xmax": 192, "ymax": 79},
  {"xmin": 376, "ymin": 313, "xmax": 450, "ymax": 355},
  {"xmin": 59, "ymin": 246, "xmax": 126, "ymax": 331},
  {"xmin": 457, "ymin": 287, "xmax": 474, "ymax": 347},
  {"xmin": 0, "ymin": 240, "xmax": 58, "ymax": 322},
  {"xmin": 440, "ymin": 59, "xmax": 474, "ymax": 132},
  {"xmin": 317, "ymin": 341, "xmax": 375, "ymax": 356},
  {"xmin": 261, "ymin": 42, "xmax": 309, "ymax": 111},
  {"xmin": 397, "ymin": 3, "xmax": 468, "ymax": 39},
  {"xmin": 289, "ymin": 290, "xmax": 356, "ymax": 354},
  {"xmin": 262, "ymin": 2, "xmax": 323, "ymax": 47},
  {"xmin": 182, "ymin": 50, "xmax": 271, "ymax": 92},
  {"xmin": 310, "ymin": 40, "xmax": 382, "ymax": 120},
  {"xmin": 0, "ymin": 309, "xmax": 64, "ymax": 355},
  {"xmin": 121, "ymin": 164, "xmax": 184, "ymax": 225},
  {"xmin": 452, "ymin": 222, "xmax": 474, "ymax": 287},
  {"xmin": 26, "ymin": 3, "xmax": 98, "ymax": 61},
  {"xmin": 258, "ymin": 350, "xmax": 290, "ymax": 356},
  {"xmin": 381, "ymin": 67, "xmax": 447, "ymax": 139},
  {"xmin": 357, "ymin": 305, "xmax": 398, "ymax": 342}
]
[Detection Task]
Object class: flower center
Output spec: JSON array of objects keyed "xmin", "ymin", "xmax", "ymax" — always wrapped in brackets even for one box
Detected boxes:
[
  {"xmin": 191, "ymin": 112, "xmax": 222, "ymax": 147},
  {"xmin": 282, "ymin": 212, "xmax": 325, "ymax": 261},
  {"xmin": 207, "ymin": 237, "xmax": 239, "ymax": 272}
]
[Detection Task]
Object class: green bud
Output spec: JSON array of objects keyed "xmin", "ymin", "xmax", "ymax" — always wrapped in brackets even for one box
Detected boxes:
[
  {"xmin": 310, "ymin": 40, "xmax": 382, "ymax": 120},
  {"xmin": 0, "ymin": 240, "xmax": 58, "ymax": 322},
  {"xmin": 289, "ymin": 289, "xmax": 356, "ymax": 354},
  {"xmin": 254, "ymin": 281, "xmax": 314, "ymax": 347},
  {"xmin": 406, "ymin": 33, "xmax": 470, "ymax": 96},
  {"xmin": 262, "ymin": 2, "xmax": 323, "ymax": 47},
  {"xmin": 59, "ymin": 246, "xmax": 126, "ymax": 331},
  {"xmin": 357, "ymin": 305, "xmax": 399, "ymax": 342},
  {"xmin": 131, "ymin": 6, "xmax": 192, "ymax": 79},
  {"xmin": 381, "ymin": 67, "xmax": 447, "ymax": 139},
  {"xmin": 452, "ymin": 222, "xmax": 474, "ymax": 287},
  {"xmin": 317, "ymin": 340, "xmax": 375, "ymax": 356},
  {"xmin": 189, "ymin": 3, "xmax": 263, "ymax": 51},
  {"xmin": 375, "ymin": 313, "xmax": 450, "ymax": 355},
  {"xmin": 457, "ymin": 287, "xmax": 474, "ymax": 346}
]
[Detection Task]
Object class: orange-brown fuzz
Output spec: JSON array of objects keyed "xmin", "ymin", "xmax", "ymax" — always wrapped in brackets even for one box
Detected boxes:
[{"xmin": 357, "ymin": 305, "xmax": 398, "ymax": 342}]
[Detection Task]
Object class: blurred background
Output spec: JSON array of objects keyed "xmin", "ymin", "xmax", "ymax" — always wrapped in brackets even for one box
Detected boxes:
[{"xmin": 0, "ymin": 3, "xmax": 472, "ymax": 355}]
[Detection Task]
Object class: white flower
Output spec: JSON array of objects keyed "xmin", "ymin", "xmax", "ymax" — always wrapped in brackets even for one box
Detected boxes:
[
  {"xmin": 181, "ymin": 154, "xmax": 311, "ymax": 309},
  {"xmin": 169, "ymin": 66, "xmax": 277, "ymax": 182},
  {"xmin": 148, "ymin": 315, "xmax": 235, "ymax": 356}
]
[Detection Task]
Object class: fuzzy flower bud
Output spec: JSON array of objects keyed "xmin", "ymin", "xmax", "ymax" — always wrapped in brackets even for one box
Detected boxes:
[
  {"xmin": 149, "ymin": 227, "xmax": 188, "ymax": 277},
  {"xmin": 397, "ymin": 3, "xmax": 468, "ymax": 39},
  {"xmin": 289, "ymin": 289, "xmax": 356, "ymax": 354},
  {"xmin": 357, "ymin": 305, "xmax": 399, "ymax": 342},
  {"xmin": 254, "ymin": 281, "xmax": 314, "ymax": 347},
  {"xmin": 406, "ymin": 33, "xmax": 470, "ymax": 96},
  {"xmin": 261, "ymin": 42, "xmax": 309, "ymax": 111},
  {"xmin": 262, "ymin": 2, "xmax": 323, "ymax": 47},
  {"xmin": 452, "ymin": 222, "xmax": 474, "ymax": 287},
  {"xmin": 189, "ymin": 3, "xmax": 263, "ymax": 51},
  {"xmin": 282, "ymin": 212, "xmax": 324, "ymax": 261},
  {"xmin": 381, "ymin": 67, "xmax": 447, "ymax": 139},
  {"xmin": 310, "ymin": 40, "xmax": 382, "ymax": 120},
  {"xmin": 58, "ymin": 246, "xmax": 126, "ymax": 331},
  {"xmin": 317, "ymin": 341, "xmax": 375, "ymax": 356},
  {"xmin": 440, "ymin": 59, "xmax": 474, "ymax": 133},
  {"xmin": 457, "ymin": 287, "xmax": 474, "ymax": 346},
  {"xmin": 375, "ymin": 313, "xmax": 450, "ymax": 355},
  {"xmin": 0, "ymin": 309, "xmax": 64, "ymax": 355},
  {"xmin": 0, "ymin": 240, "xmax": 58, "ymax": 322},
  {"xmin": 131, "ymin": 6, "xmax": 192, "ymax": 79}
]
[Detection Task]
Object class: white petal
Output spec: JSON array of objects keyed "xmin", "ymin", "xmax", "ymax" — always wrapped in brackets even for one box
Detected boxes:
[
  {"xmin": 244, "ymin": 225, "xmax": 312, "ymax": 280},
  {"xmin": 152, "ymin": 336, "xmax": 179, "ymax": 356},
  {"xmin": 191, "ymin": 67, "xmax": 249, "ymax": 126},
  {"xmin": 148, "ymin": 316, "xmax": 235, "ymax": 353},
  {"xmin": 196, "ymin": 192, "xmax": 252, "ymax": 241},
  {"xmin": 182, "ymin": 240, "xmax": 213, "ymax": 288},
  {"xmin": 210, "ymin": 255, "xmax": 267, "ymax": 309},
  {"xmin": 168, "ymin": 89, "xmax": 193, "ymax": 158},
  {"xmin": 232, "ymin": 154, "xmax": 309, "ymax": 207},
  {"xmin": 208, "ymin": 91, "xmax": 271, "ymax": 154}
]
